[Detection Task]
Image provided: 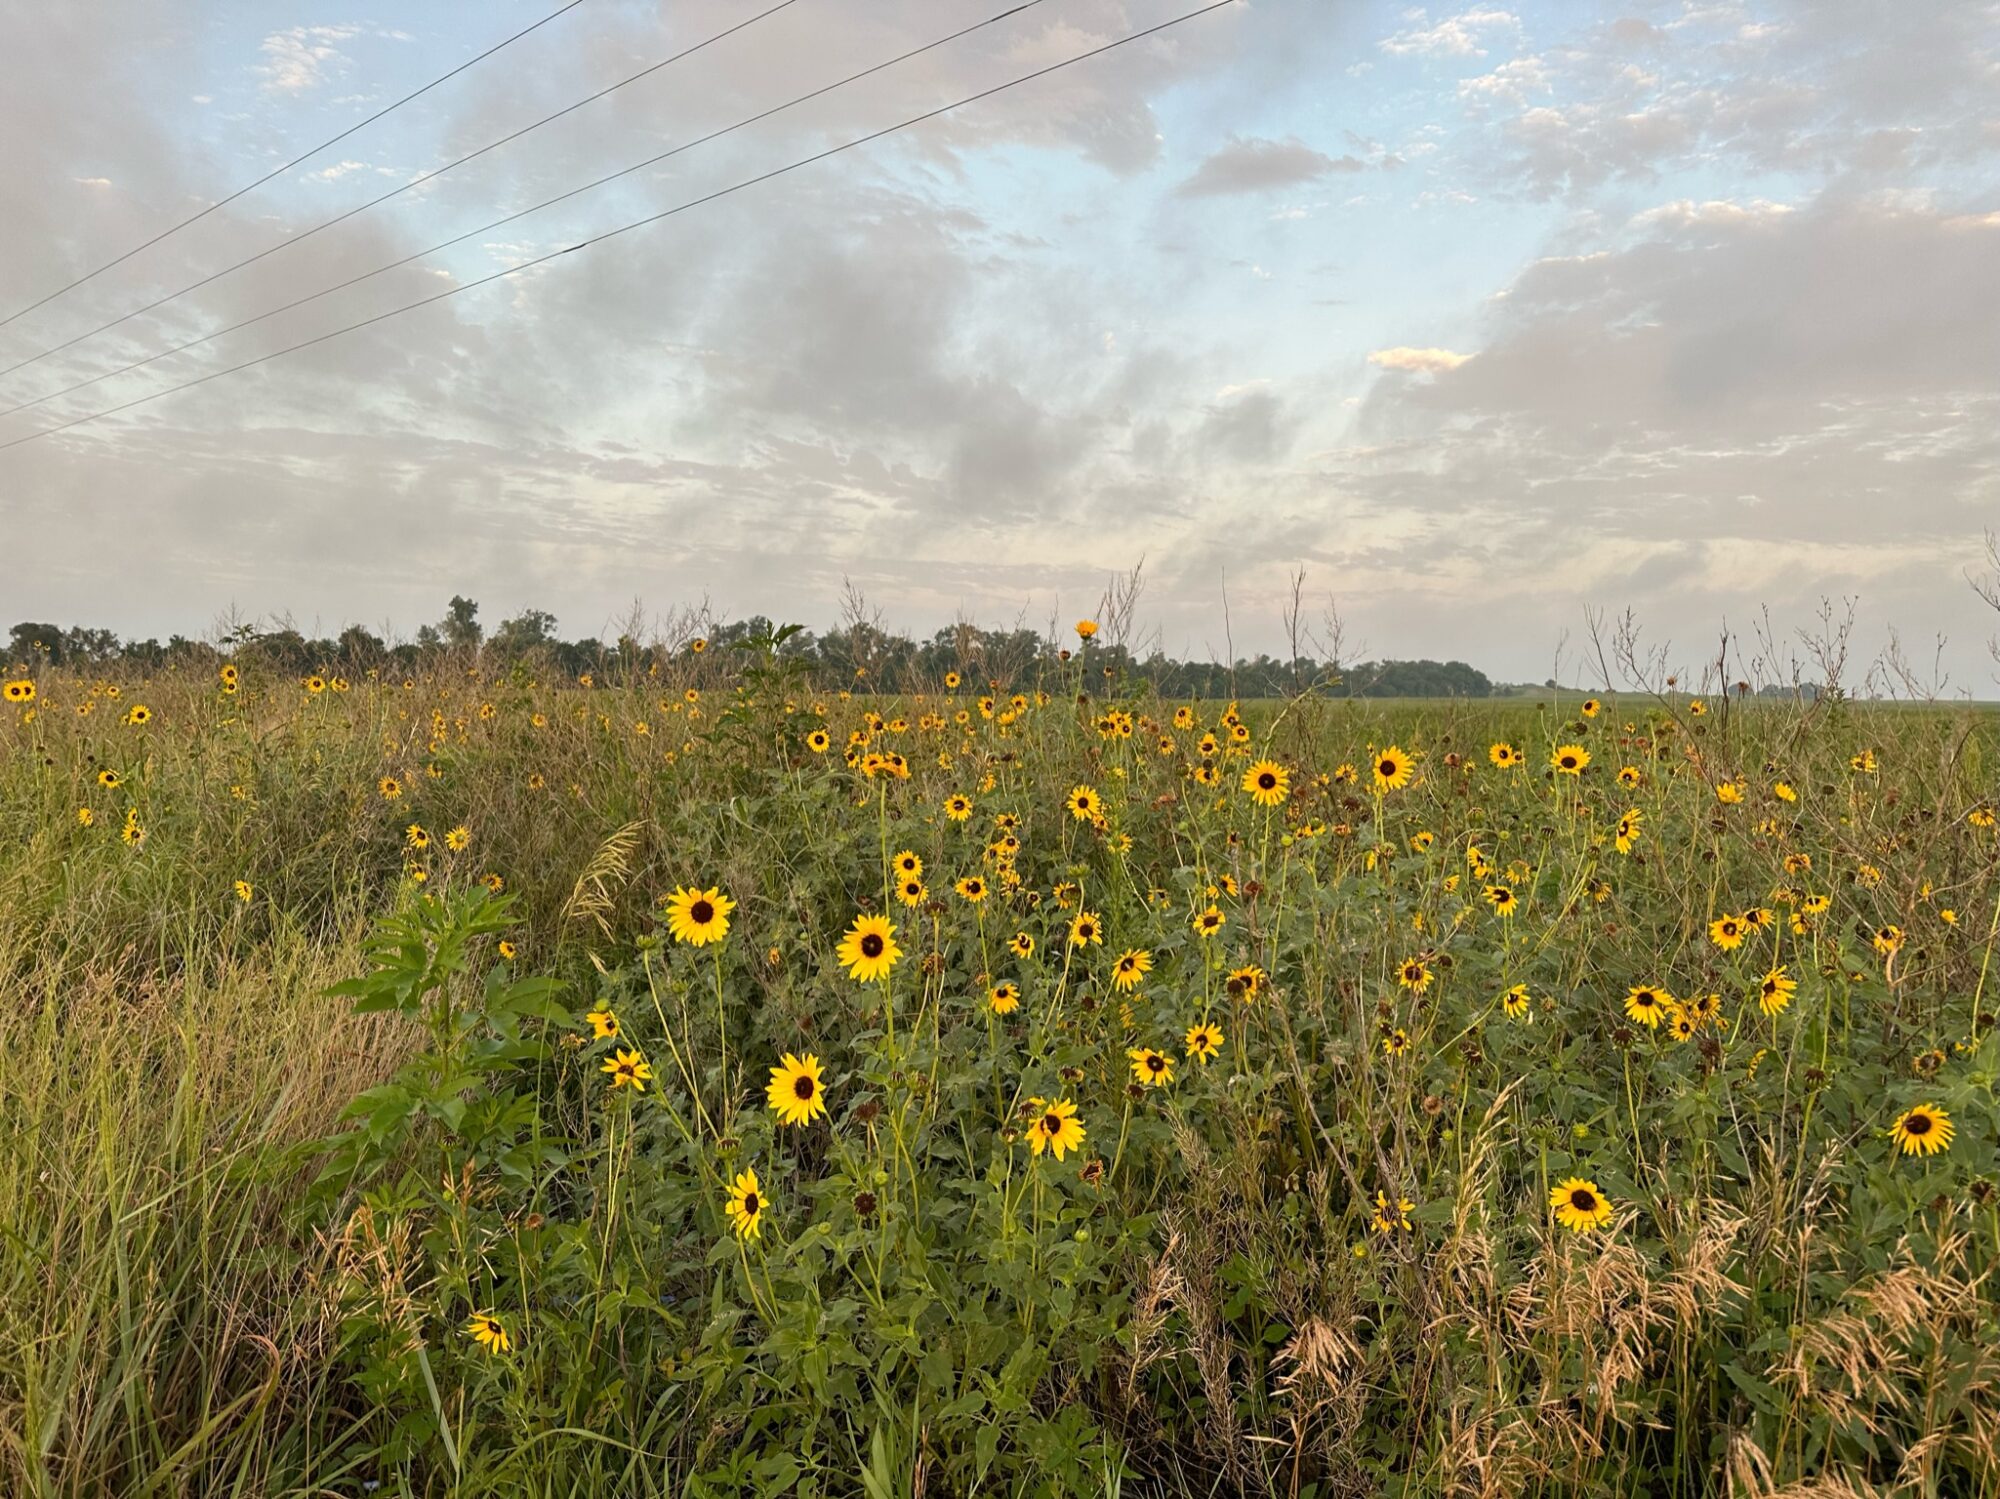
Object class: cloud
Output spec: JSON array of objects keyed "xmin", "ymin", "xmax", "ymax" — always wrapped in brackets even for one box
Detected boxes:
[
  {"xmin": 1176, "ymin": 136, "xmax": 1363, "ymax": 197},
  {"xmin": 257, "ymin": 24, "xmax": 360, "ymax": 94},
  {"xmin": 1368, "ymin": 346, "xmax": 1476, "ymax": 373},
  {"xmin": 1380, "ymin": 8, "xmax": 1520, "ymax": 59}
]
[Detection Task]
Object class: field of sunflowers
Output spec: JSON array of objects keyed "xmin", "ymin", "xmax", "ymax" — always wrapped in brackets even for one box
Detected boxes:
[{"xmin": 3, "ymin": 629, "xmax": 1999, "ymax": 1498}]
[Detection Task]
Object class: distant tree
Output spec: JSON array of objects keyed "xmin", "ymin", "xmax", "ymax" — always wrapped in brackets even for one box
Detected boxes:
[
  {"xmin": 9, "ymin": 621, "xmax": 67, "ymax": 666},
  {"xmin": 441, "ymin": 596, "xmax": 482, "ymax": 651},
  {"xmin": 490, "ymin": 609, "xmax": 558, "ymax": 657}
]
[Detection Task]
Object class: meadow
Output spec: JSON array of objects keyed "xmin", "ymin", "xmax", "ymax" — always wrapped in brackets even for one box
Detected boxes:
[{"xmin": 2, "ymin": 630, "xmax": 1998, "ymax": 1498}]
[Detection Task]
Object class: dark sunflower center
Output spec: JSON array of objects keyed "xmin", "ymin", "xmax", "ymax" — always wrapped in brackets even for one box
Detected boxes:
[
  {"xmin": 1079, "ymin": 923, "xmax": 1094, "ymax": 938},
  {"xmin": 861, "ymin": 934, "xmax": 884, "ymax": 958},
  {"xmin": 1043, "ymin": 1113, "xmax": 1062, "ymax": 1134},
  {"xmin": 1379, "ymin": 758, "xmax": 1396, "ymax": 777},
  {"xmin": 742, "ymin": 1192, "xmax": 759, "ymax": 1213},
  {"xmin": 1258, "ymin": 773, "xmax": 1276, "ymax": 789},
  {"xmin": 691, "ymin": 900, "xmax": 715, "ymax": 924},
  {"xmin": 1570, "ymin": 1189, "xmax": 1597, "ymax": 1211},
  {"xmin": 1905, "ymin": 1114, "xmax": 1932, "ymax": 1135},
  {"xmin": 1562, "ymin": 756, "xmax": 1577, "ymax": 769},
  {"xmin": 1146, "ymin": 1054, "xmax": 1164, "ymax": 1073},
  {"xmin": 790, "ymin": 1073, "xmax": 815, "ymax": 1101}
]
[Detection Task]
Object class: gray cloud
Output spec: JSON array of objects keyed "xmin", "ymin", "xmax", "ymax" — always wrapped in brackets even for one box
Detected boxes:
[{"xmin": 1176, "ymin": 135, "xmax": 1364, "ymax": 196}]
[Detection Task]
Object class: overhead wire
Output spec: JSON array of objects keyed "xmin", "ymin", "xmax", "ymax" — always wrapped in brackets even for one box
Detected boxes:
[
  {"xmin": 0, "ymin": 0, "xmax": 588, "ymax": 332},
  {"xmin": 0, "ymin": 0, "xmax": 1235, "ymax": 456},
  {"xmin": 0, "ymin": 0, "xmax": 1052, "ymax": 421},
  {"xmin": 0, "ymin": 0, "xmax": 805, "ymax": 381}
]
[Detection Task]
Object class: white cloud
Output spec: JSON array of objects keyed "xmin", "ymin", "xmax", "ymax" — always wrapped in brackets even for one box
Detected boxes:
[
  {"xmin": 72, "ymin": 176, "xmax": 112, "ymax": 187},
  {"xmin": 1368, "ymin": 346, "xmax": 1476, "ymax": 373},
  {"xmin": 257, "ymin": 24, "xmax": 359, "ymax": 94},
  {"xmin": 305, "ymin": 159, "xmax": 371, "ymax": 182},
  {"xmin": 1381, "ymin": 8, "xmax": 1519, "ymax": 59}
]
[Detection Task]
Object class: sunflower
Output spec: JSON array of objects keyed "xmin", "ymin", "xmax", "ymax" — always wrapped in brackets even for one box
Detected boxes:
[
  {"xmin": 1871, "ymin": 925, "xmax": 1904, "ymax": 957},
  {"xmin": 665, "ymin": 886, "xmax": 735, "ymax": 946},
  {"xmin": 1066, "ymin": 784, "xmax": 1103, "ymax": 821},
  {"xmin": 766, "ymin": 1052, "xmax": 828, "ymax": 1127},
  {"xmin": 444, "ymin": 825, "xmax": 471, "ymax": 852},
  {"xmin": 1890, "ymin": 1103, "xmax": 1953, "ymax": 1156},
  {"xmin": 1614, "ymin": 808, "xmax": 1643, "ymax": 855},
  {"xmin": 1488, "ymin": 742, "xmax": 1520, "ymax": 768},
  {"xmin": 837, "ymin": 914, "xmax": 901, "ymax": 981},
  {"xmin": 1241, "ymin": 759, "xmax": 1290, "ymax": 807},
  {"xmin": 1550, "ymin": 1178, "xmax": 1614, "ymax": 1234},
  {"xmin": 805, "ymin": 729, "xmax": 831, "ymax": 753},
  {"xmin": 1009, "ymin": 931, "xmax": 1034, "ymax": 958},
  {"xmin": 896, "ymin": 876, "xmax": 926, "ymax": 906},
  {"xmin": 1111, "ymin": 948, "xmax": 1153, "ymax": 991},
  {"xmin": 1372, "ymin": 745, "xmax": 1415, "ymax": 792},
  {"xmin": 602, "ymin": 1048, "xmax": 652, "ymax": 1091},
  {"xmin": 1669, "ymin": 1011, "xmax": 1698, "ymax": 1042},
  {"xmin": 1068, "ymin": 910, "xmax": 1103, "ymax": 947},
  {"xmin": 1581, "ymin": 698, "xmax": 1601, "ymax": 717},
  {"xmin": 1501, "ymin": 983, "xmax": 1531, "ymax": 1020},
  {"xmin": 1127, "ymin": 1047, "xmax": 1175, "ymax": 1087},
  {"xmin": 405, "ymin": 824, "xmax": 430, "ymax": 851},
  {"xmin": 1551, "ymin": 744, "xmax": 1590, "ymax": 776},
  {"xmin": 123, "ymin": 704, "xmax": 151, "ymax": 726},
  {"xmin": 1687, "ymin": 991, "xmax": 1723, "ymax": 1027},
  {"xmin": 97, "ymin": 769, "xmax": 122, "ymax": 789},
  {"xmin": 1396, "ymin": 957, "xmax": 1433, "ymax": 994},
  {"xmin": 1484, "ymin": 884, "xmax": 1517, "ymax": 916},
  {"xmin": 1027, "ymin": 1097, "xmax": 1086, "ymax": 1160},
  {"xmin": 497, "ymin": 939, "xmax": 517, "ymax": 960},
  {"xmin": 987, "ymin": 980, "xmax": 1021, "ymax": 1014},
  {"xmin": 467, "ymin": 1312, "xmax": 511, "ymax": 1354},
  {"xmin": 585, "ymin": 1009, "xmax": 620, "ymax": 1039},
  {"xmin": 1382, "ymin": 1028, "xmax": 1411, "ymax": 1057},
  {"xmin": 378, "ymin": 775, "xmax": 403, "ymax": 800},
  {"xmin": 1623, "ymin": 985, "xmax": 1671, "ymax": 1027},
  {"xmin": 1756, "ymin": 965, "xmax": 1797, "ymax": 1016},
  {"xmin": 724, "ymin": 1168, "xmax": 767, "ymax": 1239},
  {"xmin": 1219, "ymin": 964, "xmax": 1265, "ymax": 1003},
  {"xmin": 1617, "ymin": 765, "xmax": 1643, "ymax": 789},
  {"xmin": 1185, "ymin": 1022, "xmax": 1224, "ymax": 1062},
  {"xmin": 944, "ymin": 793, "xmax": 974, "ymax": 821},
  {"xmin": 954, "ymin": 875, "xmax": 988, "ymax": 904},
  {"xmin": 3, "ymin": 679, "xmax": 35, "ymax": 704},
  {"xmin": 1076, "ymin": 619, "xmax": 1098, "ymax": 639},
  {"xmin": 1708, "ymin": 913, "xmax": 1745, "ymax": 951},
  {"xmin": 233, "ymin": 879, "xmax": 254, "ymax": 903},
  {"xmin": 1192, "ymin": 905, "xmax": 1226, "ymax": 940}
]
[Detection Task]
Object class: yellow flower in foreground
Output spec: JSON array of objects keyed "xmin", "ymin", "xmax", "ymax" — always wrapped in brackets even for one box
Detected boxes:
[
  {"xmin": 467, "ymin": 1312, "xmax": 511, "ymax": 1354},
  {"xmin": 1111, "ymin": 948, "xmax": 1152, "ymax": 991},
  {"xmin": 2, "ymin": 679, "xmax": 35, "ymax": 705},
  {"xmin": 1551, "ymin": 744, "xmax": 1590, "ymax": 776},
  {"xmin": 1550, "ymin": 1178, "xmax": 1614, "ymax": 1233},
  {"xmin": 1241, "ymin": 759, "xmax": 1290, "ymax": 807},
  {"xmin": 1127, "ymin": 1047, "xmax": 1174, "ymax": 1087},
  {"xmin": 1891, "ymin": 1103, "xmax": 1953, "ymax": 1157},
  {"xmin": 1709, "ymin": 913, "xmax": 1746, "ymax": 950},
  {"xmin": 1075, "ymin": 619, "xmax": 1098, "ymax": 639},
  {"xmin": 836, "ymin": 914, "xmax": 900, "ymax": 981},
  {"xmin": 1184, "ymin": 1022, "xmax": 1223, "ymax": 1062},
  {"xmin": 586, "ymin": 1008, "xmax": 620, "ymax": 1039},
  {"xmin": 724, "ymin": 1168, "xmax": 767, "ymax": 1239},
  {"xmin": 602, "ymin": 1048, "xmax": 652, "ymax": 1092},
  {"xmin": 664, "ymin": 885, "xmax": 735, "ymax": 946},
  {"xmin": 766, "ymin": 1052, "xmax": 828, "ymax": 1127},
  {"xmin": 233, "ymin": 880, "xmax": 254, "ymax": 903},
  {"xmin": 1027, "ymin": 1098, "xmax": 1086, "ymax": 1160},
  {"xmin": 1372, "ymin": 745, "xmax": 1415, "ymax": 792}
]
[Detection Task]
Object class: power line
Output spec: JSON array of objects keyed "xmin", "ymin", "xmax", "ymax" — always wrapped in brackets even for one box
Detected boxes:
[
  {"xmin": 0, "ymin": 0, "xmax": 1235, "ymax": 457},
  {"xmin": 0, "ymin": 0, "xmax": 587, "ymax": 334},
  {"xmin": 0, "ymin": 0, "xmax": 1051, "ymax": 421},
  {"xmin": 0, "ymin": 0, "xmax": 804, "ymax": 383}
]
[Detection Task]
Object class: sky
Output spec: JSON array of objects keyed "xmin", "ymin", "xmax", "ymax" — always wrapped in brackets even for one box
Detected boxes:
[{"xmin": 2, "ymin": 0, "xmax": 1997, "ymax": 690}]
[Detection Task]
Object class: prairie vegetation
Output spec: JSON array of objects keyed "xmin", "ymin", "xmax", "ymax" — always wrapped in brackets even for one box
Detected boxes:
[{"xmin": 3, "ymin": 624, "xmax": 1998, "ymax": 1497}]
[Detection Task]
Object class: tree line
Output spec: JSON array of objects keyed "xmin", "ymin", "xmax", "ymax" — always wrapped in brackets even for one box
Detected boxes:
[{"xmin": 7, "ymin": 598, "xmax": 1505, "ymax": 699}]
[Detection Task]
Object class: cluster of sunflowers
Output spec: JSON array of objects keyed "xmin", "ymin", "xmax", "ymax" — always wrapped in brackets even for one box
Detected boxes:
[{"xmin": 8, "ymin": 623, "xmax": 1999, "ymax": 1494}]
